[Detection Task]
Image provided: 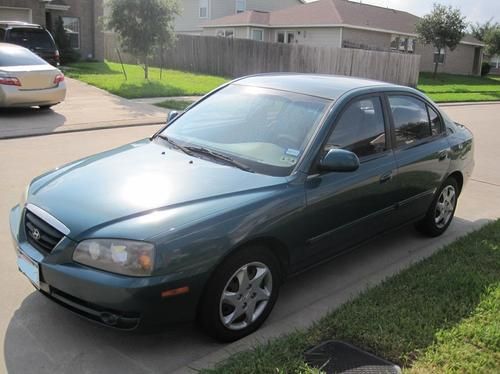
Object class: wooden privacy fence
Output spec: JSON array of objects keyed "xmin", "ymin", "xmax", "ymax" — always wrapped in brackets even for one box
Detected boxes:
[{"xmin": 104, "ymin": 33, "xmax": 421, "ymax": 87}]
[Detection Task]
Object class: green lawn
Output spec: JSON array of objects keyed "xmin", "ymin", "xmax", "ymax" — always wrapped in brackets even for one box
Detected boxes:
[
  {"xmin": 418, "ymin": 73, "xmax": 500, "ymax": 102},
  {"xmin": 65, "ymin": 61, "xmax": 228, "ymax": 99},
  {"xmin": 206, "ymin": 220, "xmax": 500, "ymax": 374}
]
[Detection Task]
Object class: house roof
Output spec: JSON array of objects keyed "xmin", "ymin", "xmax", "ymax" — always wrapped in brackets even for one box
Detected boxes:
[{"xmin": 204, "ymin": 0, "xmax": 484, "ymax": 46}]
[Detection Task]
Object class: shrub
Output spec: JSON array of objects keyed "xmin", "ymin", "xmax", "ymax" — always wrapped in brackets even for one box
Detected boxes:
[{"xmin": 481, "ymin": 61, "xmax": 491, "ymax": 76}]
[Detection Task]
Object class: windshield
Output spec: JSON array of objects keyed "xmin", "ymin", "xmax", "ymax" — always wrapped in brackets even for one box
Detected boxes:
[
  {"xmin": 0, "ymin": 46, "xmax": 47, "ymax": 66},
  {"xmin": 160, "ymin": 84, "xmax": 330, "ymax": 176},
  {"xmin": 7, "ymin": 28, "xmax": 54, "ymax": 50}
]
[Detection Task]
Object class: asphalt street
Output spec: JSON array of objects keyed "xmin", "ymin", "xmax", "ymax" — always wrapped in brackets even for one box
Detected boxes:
[{"xmin": 0, "ymin": 102, "xmax": 499, "ymax": 373}]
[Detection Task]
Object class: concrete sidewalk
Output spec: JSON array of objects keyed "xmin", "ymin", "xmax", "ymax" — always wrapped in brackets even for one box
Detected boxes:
[{"xmin": 0, "ymin": 78, "xmax": 168, "ymax": 139}]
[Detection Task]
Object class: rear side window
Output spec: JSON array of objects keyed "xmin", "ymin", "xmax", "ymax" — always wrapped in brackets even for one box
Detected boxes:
[
  {"xmin": 7, "ymin": 28, "xmax": 55, "ymax": 50},
  {"xmin": 389, "ymin": 96, "xmax": 431, "ymax": 147},
  {"xmin": 326, "ymin": 96, "xmax": 387, "ymax": 158},
  {"xmin": 428, "ymin": 106, "xmax": 443, "ymax": 136},
  {"xmin": 0, "ymin": 47, "xmax": 47, "ymax": 66},
  {"xmin": 0, "ymin": 29, "xmax": 5, "ymax": 40}
]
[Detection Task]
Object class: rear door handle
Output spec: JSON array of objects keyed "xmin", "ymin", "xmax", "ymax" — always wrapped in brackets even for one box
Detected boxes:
[{"xmin": 380, "ymin": 171, "xmax": 393, "ymax": 183}]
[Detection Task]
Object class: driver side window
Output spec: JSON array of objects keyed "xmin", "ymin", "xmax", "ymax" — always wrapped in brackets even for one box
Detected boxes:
[{"xmin": 326, "ymin": 97, "xmax": 386, "ymax": 158}]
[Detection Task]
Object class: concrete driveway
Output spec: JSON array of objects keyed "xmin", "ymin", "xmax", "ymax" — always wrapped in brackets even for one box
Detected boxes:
[
  {"xmin": 0, "ymin": 103, "xmax": 499, "ymax": 373},
  {"xmin": 0, "ymin": 78, "xmax": 167, "ymax": 139}
]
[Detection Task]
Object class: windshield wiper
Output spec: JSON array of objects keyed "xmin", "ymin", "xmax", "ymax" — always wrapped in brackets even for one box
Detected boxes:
[
  {"xmin": 156, "ymin": 135, "xmax": 194, "ymax": 156},
  {"xmin": 185, "ymin": 146, "xmax": 254, "ymax": 173}
]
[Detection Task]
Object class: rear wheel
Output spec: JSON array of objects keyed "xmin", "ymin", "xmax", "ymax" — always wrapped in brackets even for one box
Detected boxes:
[
  {"xmin": 199, "ymin": 246, "xmax": 281, "ymax": 342},
  {"xmin": 416, "ymin": 177, "xmax": 458, "ymax": 237}
]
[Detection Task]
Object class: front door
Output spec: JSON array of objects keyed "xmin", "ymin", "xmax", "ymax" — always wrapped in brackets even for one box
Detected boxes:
[{"xmin": 304, "ymin": 95, "xmax": 400, "ymax": 264}]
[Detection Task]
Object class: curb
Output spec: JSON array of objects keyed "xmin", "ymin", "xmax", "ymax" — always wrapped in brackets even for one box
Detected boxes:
[{"xmin": 438, "ymin": 101, "xmax": 500, "ymax": 107}]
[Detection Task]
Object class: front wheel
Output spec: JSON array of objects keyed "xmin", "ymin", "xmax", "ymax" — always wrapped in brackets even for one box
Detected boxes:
[
  {"xmin": 416, "ymin": 177, "xmax": 458, "ymax": 237},
  {"xmin": 199, "ymin": 246, "xmax": 281, "ymax": 342}
]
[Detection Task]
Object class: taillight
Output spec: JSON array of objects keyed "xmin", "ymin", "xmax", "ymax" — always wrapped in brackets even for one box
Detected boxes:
[
  {"xmin": 54, "ymin": 73, "xmax": 64, "ymax": 85},
  {"xmin": 0, "ymin": 77, "xmax": 21, "ymax": 86}
]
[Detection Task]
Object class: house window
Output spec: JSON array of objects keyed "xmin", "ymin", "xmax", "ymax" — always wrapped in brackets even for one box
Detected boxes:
[
  {"xmin": 62, "ymin": 16, "xmax": 80, "ymax": 49},
  {"xmin": 236, "ymin": 0, "xmax": 246, "ymax": 14},
  {"xmin": 434, "ymin": 48, "xmax": 446, "ymax": 64},
  {"xmin": 216, "ymin": 29, "xmax": 234, "ymax": 38},
  {"xmin": 199, "ymin": 0, "xmax": 209, "ymax": 19},
  {"xmin": 390, "ymin": 35, "xmax": 399, "ymax": 50},
  {"xmin": 399, "ymin": 37, "xmax": 407, "ymax": 52},
  {"xmin": 277, "ymin": 31, "xmax": 295, "ymax": 44},
  {"xmin": 251, "ymin": 29, "xmax": 264, "ymax": 41},
  {"xmin": 407, "ymin": 38, "xmax": 416, "ymax": 53}
]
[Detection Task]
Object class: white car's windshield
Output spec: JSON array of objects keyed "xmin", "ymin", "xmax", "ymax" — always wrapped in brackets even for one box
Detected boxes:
[{"xmin": 160, "ymin": 84, "xmax": 331, "ymax": 176}]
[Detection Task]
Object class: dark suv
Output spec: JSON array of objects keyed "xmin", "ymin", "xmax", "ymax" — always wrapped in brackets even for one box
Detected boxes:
[{"xmin": 0, "ymin": 21, "xmax": 59, "ymax": 66}]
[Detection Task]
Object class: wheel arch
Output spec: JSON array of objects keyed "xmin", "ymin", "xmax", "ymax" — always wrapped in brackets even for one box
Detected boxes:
[{"xmin": 446, "ymin": 170, "xmax": 464, "ymax": 195}]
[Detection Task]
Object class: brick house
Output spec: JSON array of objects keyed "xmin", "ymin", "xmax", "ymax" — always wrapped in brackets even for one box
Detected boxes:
[
  {"xmin": 202, "ymin": 0, "xmax": 485, "ymax": 76},
  {"xmin": 0, "ymin": 0, "xmax": 104, "ymax": 60}
]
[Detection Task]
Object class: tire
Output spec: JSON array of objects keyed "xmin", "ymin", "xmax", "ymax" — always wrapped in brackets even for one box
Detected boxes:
[
  {"xmin": 39, "ymin": 105, "xmax": 53, "ymax": 110},
  {"xmin": 416, "ymin": 177, "xmax": 458, "ymax": 237},
  {"xmin": 198, "ymin": 246, "xmax": 281, "ymax": 342}
]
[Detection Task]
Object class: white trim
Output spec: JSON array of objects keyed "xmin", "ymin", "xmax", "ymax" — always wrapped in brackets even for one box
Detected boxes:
[
  {"xmin": 0, "ymin": 6, "xmax": 32, "ymax": 23},
  {"xmin": 45, "ymin": 4, "xmax": 71, "ymax": 11}
]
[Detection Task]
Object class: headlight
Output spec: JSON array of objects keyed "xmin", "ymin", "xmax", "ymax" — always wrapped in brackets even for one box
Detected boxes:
[{"xmin": 73, "ymin": 239, "xmax": 155, "ymax": 277}]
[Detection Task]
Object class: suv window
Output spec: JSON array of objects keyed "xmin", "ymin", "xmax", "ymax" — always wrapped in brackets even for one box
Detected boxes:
[
  {"xmin": 7, "ymin": 28, "xmax": 54, "ymax": 50},
  {"xmin": 0, "ymin": 28, "xmax": 5, "ymax": 40},
  {"xmin": 325, "ymin": 97, "xmax": 386, "ymax": 158},
  {"xmin": 389, "ymin": 96, "xmax": 431, "ymax": 147}
]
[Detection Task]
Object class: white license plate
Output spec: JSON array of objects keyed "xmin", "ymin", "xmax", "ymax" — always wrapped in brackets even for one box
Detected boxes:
[{"xmin": 17, "ymin": 250, "xmax": 40, "ymax": 289}]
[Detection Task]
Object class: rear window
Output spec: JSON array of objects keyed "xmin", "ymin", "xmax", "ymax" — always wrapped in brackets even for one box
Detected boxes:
[
  {"xmin": 0, "ymin": 47, "xmax": 47, "ymax": 66},
  {"xmin": 7, "ymin": 28, "xmax": 55, "ymax": 50}
]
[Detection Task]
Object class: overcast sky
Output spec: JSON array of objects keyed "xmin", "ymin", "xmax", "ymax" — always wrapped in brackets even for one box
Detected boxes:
[{"xmin": 348, "ymin": 0, "xmax": 497, "ymax": 25}]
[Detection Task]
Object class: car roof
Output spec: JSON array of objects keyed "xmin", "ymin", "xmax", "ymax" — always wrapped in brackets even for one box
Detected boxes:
[
  {"xmin": 0, "ymin": 21, "xmax": 43, "ymax": 29},
  {"xmin": 234, "ymin": 74, "xmax": 396, "ymax": 100}
]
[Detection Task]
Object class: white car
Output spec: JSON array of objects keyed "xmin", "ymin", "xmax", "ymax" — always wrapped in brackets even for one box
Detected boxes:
[{"xmin": 0, "ymin": 42, "xmax": 66, "ymax": 109}]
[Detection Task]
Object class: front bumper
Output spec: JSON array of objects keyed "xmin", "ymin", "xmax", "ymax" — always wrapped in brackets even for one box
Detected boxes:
[
  {"xmin": 0, "ymin": 82, "xmax": 66, "ymax": 108},
  {"xmin": 10, "ymin": 204, "xmax": 208, "ymax": 330}
]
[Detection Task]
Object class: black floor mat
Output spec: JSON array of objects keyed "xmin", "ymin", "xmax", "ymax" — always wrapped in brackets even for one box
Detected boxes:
[{"xmin": 304, "ymin": 340, "xmax": 401, "ymax": 374}]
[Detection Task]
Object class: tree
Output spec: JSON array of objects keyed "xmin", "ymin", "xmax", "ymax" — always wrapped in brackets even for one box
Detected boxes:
[
  {"xmin": 416, "ymin": 4, "xmax": 467, "ymax": 77},
  {"xmin": 107, "ymin": 0, "xmax": 179, "ymax": 79},
  {"xmin": 484, "ymin": 28, "xmax": 500, "ymax": 57},
  {"xmin": 470, "ymin": 19, "xmax": 499, "ymax": 42}
]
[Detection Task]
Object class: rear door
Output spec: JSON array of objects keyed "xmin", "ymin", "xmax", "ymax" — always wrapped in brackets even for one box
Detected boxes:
[
  {"xmin": 303, "ymin": 94, "xmax": 400, "ymax": 264},
  {"xmin": 386, "ymin": 94, "xmax": 451, "ymax": 222}
]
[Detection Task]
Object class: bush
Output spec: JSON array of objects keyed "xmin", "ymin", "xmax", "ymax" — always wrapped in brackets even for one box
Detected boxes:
[{"xmin": 481, "ymin": 61, "xmax": 491, "ymax": 76}]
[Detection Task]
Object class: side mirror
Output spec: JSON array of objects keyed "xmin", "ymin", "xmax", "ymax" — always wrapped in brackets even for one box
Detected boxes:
[
  {"xmin": 319, "ymin": 148, "xmax": 360, "ymax": 172},
  {"xmin": 167, "ymin": 111, "xmax": 179, "ymax": 124}
]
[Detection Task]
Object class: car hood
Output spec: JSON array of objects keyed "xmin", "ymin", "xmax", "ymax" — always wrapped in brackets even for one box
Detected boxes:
[{"xmin": 28, "ymin": 139, "xmax": 287, "ymax": 239}]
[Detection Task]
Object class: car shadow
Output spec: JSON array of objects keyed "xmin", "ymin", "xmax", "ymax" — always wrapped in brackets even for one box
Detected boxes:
[
  {"xmin": 0, "ymin": 107, "xmax": 67, "ymax": 139},
  {"xmin": 3, "ymin": 216, "xmax": 493, "ymax": 373}
]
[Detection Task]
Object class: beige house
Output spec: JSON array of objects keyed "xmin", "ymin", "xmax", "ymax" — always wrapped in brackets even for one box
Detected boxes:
[
  {"xmin": 202, "ymin": 0, "xmax": 485, "ymax": 76},
  {"xmin": 174, "ymin": 0, "xmax": 308, "ymax": 35}
]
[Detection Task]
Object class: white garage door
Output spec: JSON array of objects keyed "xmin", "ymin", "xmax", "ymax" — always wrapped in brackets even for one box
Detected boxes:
[{"xmin": 0, "ymin": 7, "xmax": 32, "ymax": 22}]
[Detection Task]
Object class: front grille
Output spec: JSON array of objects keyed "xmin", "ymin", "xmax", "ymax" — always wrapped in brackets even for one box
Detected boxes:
[{"xmin": 25, "ymin": 210, "xmax": 64, "ymax": 253}]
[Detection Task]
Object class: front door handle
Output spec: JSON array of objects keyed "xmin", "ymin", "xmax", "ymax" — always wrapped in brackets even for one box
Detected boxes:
[
  {"xmin": 380, "ymin": 171, "xmax": 393, "ymax": 183},
  {"xmin": 438, "ymin": 149, "xmax": 448, "ymax": 161}
]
